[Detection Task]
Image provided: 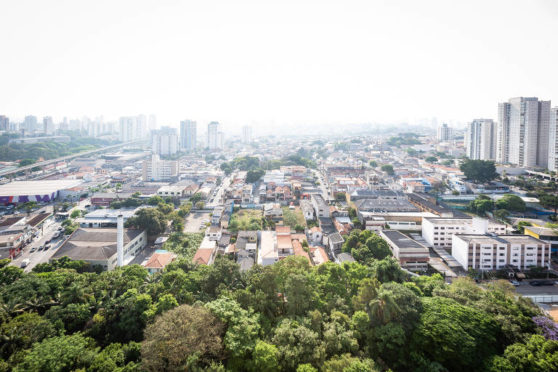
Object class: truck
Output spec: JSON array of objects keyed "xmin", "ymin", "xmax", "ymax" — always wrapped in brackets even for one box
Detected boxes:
[{"xmin": 20, "ymin": 258, "xmax": 30, "ymax": 268}]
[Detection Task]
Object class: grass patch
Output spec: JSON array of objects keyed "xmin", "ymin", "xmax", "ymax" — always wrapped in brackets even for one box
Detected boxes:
[
  {"xmin": 282, "ymin": 207, "xmax": 306, "ymax": 229},
  {"xmin": 228, "ymin": 209, "xmax": 263, "ymax": 232}
]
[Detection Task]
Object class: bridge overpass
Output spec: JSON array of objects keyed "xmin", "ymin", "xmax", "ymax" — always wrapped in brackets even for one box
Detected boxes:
[{"xmin": 0, "ymin": 140, "xmax": 146, "ymax": 178}]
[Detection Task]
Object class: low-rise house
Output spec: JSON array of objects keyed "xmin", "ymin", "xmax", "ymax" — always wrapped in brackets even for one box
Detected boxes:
[
  {"xmin": 91, "ymin": 192, "xmax": 134, "ymax": 207},
  {"xmin": 307, "ymin": 226, "xmax": 323, "ymax": 245},
  {"xmin": 293, "ymin": 239, "xmax": 311, "ymax": 265},
  {"xmin": 236, "ymin": 231, "xmax": 258, "ymax": 252},
  {"xmin": 276, "ymin": 226, "xmax": 293, "ymax": 256},
  {"xmin": 300, "ymin": 200, "xmax": 315, "ymax": 220},
  {"xmin": 143, "ymin": 250, "xmax": 177, "ymax": 274},
  {"xmin": 193, "ymin": 237, "xmax": 217, "ymax": 265},
  {"xmin": 310, "ymin": 246, "xmax": 330, "ymax": 265},
  {"xmin": 258, "ymin": 231, "xmax": 278, "ymax": 266},
  {"xmin": 328, "ymin": 232, "xmax": 344, "ymax": 255},
  {"xmin": 206, "ymin": 226, "xmax": 222, "ymax": 241}
]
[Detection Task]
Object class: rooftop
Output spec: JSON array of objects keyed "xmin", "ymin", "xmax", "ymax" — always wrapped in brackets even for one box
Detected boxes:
[{"xmin": 0, "ymin": 180, "xmax": 83, "ymax": 196}]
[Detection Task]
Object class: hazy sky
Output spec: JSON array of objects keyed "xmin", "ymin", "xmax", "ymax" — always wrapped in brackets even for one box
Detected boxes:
[{"xmin": 1, "ymin": 0, "xmax": 557, "ymax": 129}]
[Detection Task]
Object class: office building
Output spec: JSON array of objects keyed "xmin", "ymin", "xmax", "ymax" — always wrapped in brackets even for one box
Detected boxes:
[
  {"xmin": 379, "ymin": 230, "xmax": 429, "ymax": 272},
  {"xmin": 242, "ymin": 125, "xmax": 253, "ymax": 143},
  {"xmin": 151, "ymin": 126, "xmax": 179, "ymax": 156},
  {"xmin": 422, "ymin": 217, "xmax": 506, "ymax": 250},
  {"xmin": 43, "ymin": 116, "xmax": 55, "ymax": 135},
  {"xmin": 436, "ymin": 123, "xmax": 453, "ymax": 141},
  {"xmin": 465, "ymin": 119, "xmax": 497, "ymax": 160},
  {"xmin": 180, "ymin": 120, "xmax": 197, "ymax": 151},
  {"xmin": 207, "ymin": 121, "xmax": 221, "ymax": 150},
  {"xmin": 497, "ymin": 97, "xmax": 551, "ymax": 167},
  {"xmin": 142, "ymin": 154, "xmax": 178, "ymax": 181},
  {"xmin": 549, "ymin": 107, "xmax": 558, "ymax": 171},
  {"xmin": 452, "ymin": 234, "xmax": 550, "ymax": 271}
]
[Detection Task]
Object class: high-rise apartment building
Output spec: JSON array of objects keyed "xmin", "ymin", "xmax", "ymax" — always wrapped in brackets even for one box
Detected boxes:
[
  {"xmin": 549, "ymin": 107, "xmax": 558, "ymax": 172},
  {"xmin": 497, "ymin": 97, "xmax": 551, "ymax": 168},
  {"xmin": 43, "ymin": 116, "xmax": 55, "ymax": 135},
  {"xmin": 465, "ymin": 119, "xmax": 497, "ymax": 160},
  {"xmin": 148, "ymin": 114, "xmax": 157, "ymax": 132},
  {"xmin": 436, "ymin": 123, "xmax": 453, "ymax": 142},
  {"xmin": 152, "ymin": 126, "xmax": 179, "ymax": 156},
  {"xmin": 0, "ymin": 115, "xmax": 9, "ymax": 131},
  {"xmin": 119, "ymin": 116, "xmax": 148, "ymax": 142},
  {"xmin": 207, "ymin": 121, "xmax": 221, "ymax": 150},
  {"xmin": 142, "ymin": 154, "xmax": 178, "ymax": 181},
  {"xmin": 242, "ymin": 125, "xmax": 253, "ymax": 143},
  {"xmin": 180, "ymin": 120, "xmax": 197, "ymax": 151}
]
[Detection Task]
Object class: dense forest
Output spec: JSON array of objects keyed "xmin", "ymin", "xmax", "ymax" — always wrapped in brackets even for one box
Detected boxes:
[
  {"xmin": 0, "ymin": 134, "xmax": 114, "ymax": 163},
  {"xmin": 1, "ymin": 228, "xmax": 557, "ymax": 372}
]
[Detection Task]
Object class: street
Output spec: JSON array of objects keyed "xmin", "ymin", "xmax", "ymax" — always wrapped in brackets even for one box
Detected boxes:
[
  {"xmin": 10, "ymin": 219, "xmax": 65, "ymax": 272},
  {"xmin": 206, "ymin": 175, "xmax": 231, "ymax": 208}
]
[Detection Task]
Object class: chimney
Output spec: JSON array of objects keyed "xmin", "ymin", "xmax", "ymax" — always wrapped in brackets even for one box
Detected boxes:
[{"xmin": 117, "ymin": 214, "xmax": 124, "ymax": 267}]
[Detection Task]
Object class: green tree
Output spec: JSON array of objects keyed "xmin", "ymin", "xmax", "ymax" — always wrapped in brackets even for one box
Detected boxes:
[
  {"xmin": 246, "ymin": 169, "xmax": 265, "ymax": 183},
  {"xmin": 369, "ymin": 160, "xmax": 378, "ymax": 167},
  {"xmin": 250, "ymin": 340, "xmax": 279, "ymax": 372},
  {"xmin": 141, "ymin": 305, "xmax": 225, "ymax": 371},
  {"xmin": 496, "ymin": 194, "xmax": 526, "ymax": 212},
  {"xmin": 425, "ymin": 156, "xmax": 438, "ymax": 163},
  {"xmin": 272, "ymin": 319, "xmax": 325, "ymax": 371},
  {"xmin": 381, "ymin": 164, "xmax": 394, "ymax": 176},
  {"xmin": 460, "ymin": 159, "xmax": 498, "ymax": 183},
  {"xmin": 125, "ymin": 208, "xmax": 167, "ymax": 236},
  {"xmin": 539, "ymin": 194, "xmax": 558, "ymax": 215}
]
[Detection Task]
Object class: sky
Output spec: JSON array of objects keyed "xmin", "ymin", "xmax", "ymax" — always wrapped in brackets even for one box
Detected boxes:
[{"xmin": 1, "ymin": 0, "xmax": 557, "ymax": 130}]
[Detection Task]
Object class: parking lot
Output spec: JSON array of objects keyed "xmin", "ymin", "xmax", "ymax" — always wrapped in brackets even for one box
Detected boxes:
[
  {"xmin": 184, "ymin": 212, "xmax": 211, "ymax": 233},
  {"xmin": 514, "ymin": 280, "xmax": 558, "ymax": 296}
]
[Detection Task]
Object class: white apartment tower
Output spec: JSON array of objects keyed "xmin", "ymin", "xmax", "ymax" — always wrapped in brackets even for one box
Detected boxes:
[
  {"xmin": 497, "ymin": 97, "xmax": 551, "ymax": 168},
  {"xmin": 242, "ymin": 125, "xmax": 253, "ymax": 143},
  {"xmin": 119, "ymin": 116, "xmax": 148, "ymax": 142},
  {"xmin": 549, "ymin": 107, "xmax": 558, "ymax": 172},
  {"xmin": 142, "ymin": 154, "xmax": 178, "ymax": 181},
  {"xmin": 436, "ymin": 123, "xmax": 453, "ymax": 142},
  {"xmin": 466, "ymin": 119, "xmax": 497, "ymax": 160},
  {"xmin": 151, "ymin": 126, "xmax": 179, "ymax": 156},
  {"xmin": 43, "ymin": 116, "xmax": 55, "ymax": 135},
  {"xmin": 180, "ymin": 120, "xmax": 197, "ymax": 151},
  {"xmin": 207, "ymin": 121, "xmax": 221, "ymax": 150}
]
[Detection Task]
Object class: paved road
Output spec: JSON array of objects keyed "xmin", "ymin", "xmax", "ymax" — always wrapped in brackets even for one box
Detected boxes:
[
  {"xmin": 206, "ymin": 175, "xmax": 231, "ymax": 208},
  {"xmin": 10, "ymin": 219, "xmax": 64, "ymax": 272}
]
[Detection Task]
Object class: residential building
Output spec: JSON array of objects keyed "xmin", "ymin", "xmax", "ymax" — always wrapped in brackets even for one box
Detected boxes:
[
  {"xmin": 180, "ymin": 120, "xmax": 197, "ymax": 151},
  {"xmin": 465, "ymin": 119, "xmax": 497, "ymax": 160},
  {"xmin": 311, "ymin": 194, "xmax": 330, "ymax": 218},
  {"xmin": 300, "ymin": 200, "xmax": 315, "ymax": 220},
  {"xmin": 242, "ymin": 125, "xmax": 253, "ymax": 143},
  {"xmin": 193, "ymin": 237, "xmax": 217, "ymax": 265},
  {"xmin": 422, "ymin": 217, "xmax": 506, "ymax": 249},
  {"xmin": 276, "ymin": 226, "xmax": 293, "ymax": 256},
  {"xmin": 437, "ymin": 123, "xmax": 453, "ymax": 141},
  {"xmin": 328, "ymin": 232, "xmax": 344, "ymax": 256},
  {"xmin": 259, "ymin": 231, "xmax": 278, "ymax": 266},
  {"xmin": 236, "ymin": 231, "xmax": 258, "ymax": 252},
  {"xmin": 119, "ymin": 116, "xmax": 147, "ymax": 142},
  {"xmin": 90, "ymin": 192, "xmax": 134, "ymax": 207},
  {"xmin": 497, "ymin": 97, "xmax": 551, "ymax": 167},
  {"xmin": 549, "ymin": 107, "xmax": 558, "ymax": 171},
  {"xmin": 143, "ymin": 250, "xmax": 177, "ymax": 274},
  {"xmin": 22, "ymin": 115, "xmax": 38, "ymax": 132},
  {"xmin": 207, "ymin": 121, "xmax": 221, "ymax": 150},
  {"xmin": 452, "ymin": 234, "xmax": 550, "ymax": 271},
  {"xmin": 142, "ymin": 155, "xmax": 178, "ymax": 181},
  {"xmin": 77, "ymin": 208, "xmax": 140, "ymax": 228},
  {"xmin": 152, "ymin": 126, "xmax": 179, "ymax": 156},
  {"xmin": 379, "ymin": 230, "xmax": 430, "ymax": 272}
]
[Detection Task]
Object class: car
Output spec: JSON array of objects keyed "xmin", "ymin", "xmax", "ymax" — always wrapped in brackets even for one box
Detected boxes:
[
  {"xmin": 529, "ymin": 280, "xmax": 554, "ymax": 286},
  {"xmin": 20, "ymin": 259, "xmax": 30, "ymax": 268},
  {"xmin": 509, "ymin": 280, "xmax": 520, "ymax": 286},
  {"xmin": 45, "ymin": 238, "xmax": 51, "ymax": 244},
  {"xmin": 30, "ymin": 247, "xmax": 36, "ymax": 253},
  {"xmin": 44, "ymin": 244, "xmax": 52, "ymax": 250},
  {"xmin": 57, "ymin": 226, "xmax": 64, "ymax": 231},
  {"xmin": 38, "ymin": 245, "xmax": 44, "ymax": 251}
]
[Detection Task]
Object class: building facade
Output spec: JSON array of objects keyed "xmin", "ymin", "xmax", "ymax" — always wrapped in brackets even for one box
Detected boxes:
[
  {"xmin": 466, "ymin": 119, "xmax": 497, "ymax": 160},
  {"xmin": 207, "ymin": 121, "xmax": 220, "ymax": 150},
  {"xmin": 436, "ymin": 123, "xmax": 453, "ymax": 142},
  {"xmin": 242, "ymin": 125, "xmax": 253, "ymax": 143},
  {"xmin": 151, "ymin": 126, "xmax": 179, "ymax": 156},
  {"xmin": 180, "ymin": 120, "xmax": 197, "ymax": 151},
  {"xmin": 497, "ymin": 97, "xmax": 551, "ymax": 167},
  {"xmin": 452, "ymin": 234, "xmax": 550, "ymax": 271},
  {"xmin": 548, "ymin": 107, "xmax": 558, "ymax": 171},
  {"xmin": 142, "ymin": 155, "xmax": 178, "ymax": 181}
]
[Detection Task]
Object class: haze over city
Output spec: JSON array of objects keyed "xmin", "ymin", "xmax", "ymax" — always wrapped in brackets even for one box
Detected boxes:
[{"xmin": 1, "ymin": 0, "xmax": 558, "ymax": 130}]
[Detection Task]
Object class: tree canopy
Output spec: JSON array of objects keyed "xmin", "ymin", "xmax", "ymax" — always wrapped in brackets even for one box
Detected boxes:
[{"xmin": 460, "ymin": 159, "xmax": 498, "ymax": 183}]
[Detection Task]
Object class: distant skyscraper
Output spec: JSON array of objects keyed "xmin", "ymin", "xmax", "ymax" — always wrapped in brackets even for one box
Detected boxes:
[
  {"xmin": 436, "ymin": 123, "xmax": 453, "ymax": 142},
  {"xmin": 23, "ymin": 115, "xmax": 38, "ymax": 132},
  {"xmin": 0, "ymin": 115, "xmax": 9, "ymax": 131},
  {"xmin": 466, "ymin": 119, "xmax": 497, "ymax": 160},
  {"xmin": 180, "ymin": 120, "xmax": 197, "ymax": 151},
  {"xmin": 43, "ymin": 116, "xmax": 55, "ymax": 134},
  {"xmin": 152, "ymin": 126, "xmax": 179, "ymax": 156},
  {"xmin": 207, "ymin": 121, "xmax": 220, "ymax": 150},
  {"xmin": 148, "ymin": 114, "xmax": 157, "ymax": 131},
  {"xmin": 119, "ymin": 115, "xmax": 149, "ymax": 142},
  {"xmin": 242, "ymin": 125, "xmax": 253, "ymax": 143},
  {"xmin": 497, "ymin": 97, "xmax": 551, "ymax": 168},
  {"xmin": 549, "ymin": 107, "xmax": 558, "ymax": 172}
]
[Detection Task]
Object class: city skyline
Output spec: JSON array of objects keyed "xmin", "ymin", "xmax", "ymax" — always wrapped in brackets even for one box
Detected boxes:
[{"xmin": 1, "ymin": 0, "xmax": 558, "ymax": 127}]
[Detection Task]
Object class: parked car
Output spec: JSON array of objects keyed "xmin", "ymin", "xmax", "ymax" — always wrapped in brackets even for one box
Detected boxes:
[
  {"xmin": 20, "ymin": 259, "xmax": 30, "ymax": 268},
  {"xmin": 44, "ymin": 244, "xmax": 52, "ymax": 250},
  {"xmin": 38, "ymin": 245, "xmax": 44, "ymax": 251},
  {"xmin": 510, "ymin": 280, "xmax": 520, "ymax": 286},
  {"xmin": 30, "ymin": 247, "xmax": 36, "ymax": 253},
  {"xmin": 529, "ymin": 280, "xmax": 554, "ymax": 286}
]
